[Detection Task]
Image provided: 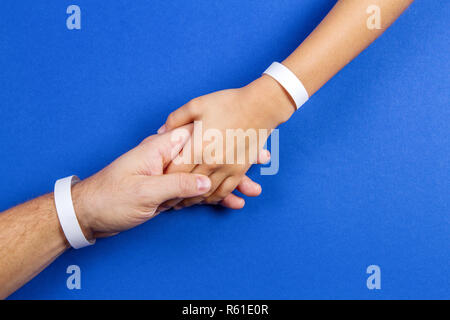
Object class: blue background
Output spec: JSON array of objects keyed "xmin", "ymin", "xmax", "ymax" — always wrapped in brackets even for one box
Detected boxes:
[{"xmin": 1, "ymin": 0, "xmax": 449, "ymax": 299}]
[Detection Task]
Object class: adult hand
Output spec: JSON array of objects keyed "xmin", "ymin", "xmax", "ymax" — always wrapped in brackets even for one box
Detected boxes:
[{"xmin": 71, "ymin": 125, "xmax": 214, "ymax": 240}]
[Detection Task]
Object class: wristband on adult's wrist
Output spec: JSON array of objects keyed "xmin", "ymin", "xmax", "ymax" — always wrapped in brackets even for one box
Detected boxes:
[
  {"xmin": 54, "ymin": 175, "xmax": 95, "ymax": 249},
  {"xmin": 263, "ymin": 62, "xmax": 309, "ymax": 110}
]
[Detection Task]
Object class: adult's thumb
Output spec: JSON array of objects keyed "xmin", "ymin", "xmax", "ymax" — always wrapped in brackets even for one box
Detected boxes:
[{"xmin": 150, "ymin": 173, "xmax": 211, "ymax": 204}]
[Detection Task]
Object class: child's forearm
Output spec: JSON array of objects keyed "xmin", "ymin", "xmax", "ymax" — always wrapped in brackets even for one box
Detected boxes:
[{"xmin": 263, "ymin": 0, "xmax": 415, "ymax": 123}]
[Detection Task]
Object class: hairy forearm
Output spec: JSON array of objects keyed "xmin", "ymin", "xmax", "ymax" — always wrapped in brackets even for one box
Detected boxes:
[{"xmin": 0, "ymin": 193, "xmax": 69, "ymax": 299}]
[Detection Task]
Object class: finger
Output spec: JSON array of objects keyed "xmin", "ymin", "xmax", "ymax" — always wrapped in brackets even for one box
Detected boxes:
[
  {"xmin": 143, "ymin": 124, "xmax": 193, "ymax": 169},
  {"xmin": 176, "ymin": 170, "xmax": 229, "ymax": 208},
  {"xmin": 206, "ymin": 174, "xmax": 261, "ymax": 207},
  {"xmin": 160, "ymin": 198, "xmax": 183, "ymax": 212},
  {"xmin": 160, "ymin": 99, "xmax": 200, "ymax": 132},
  {"xmin": 164, "ymin": 135, "xmax": 197, "ymax": 174},
  {"xmin": 220, "ymin": 193, "xmax": 245, "ymax": 209},
  {"xmin": 145, "ymin": 173, "xmax": 211, "ymax": 204},
  {"xmin": 165, "ymin": 150, "xmax": 268, "ymax": 205},
  {"xmin": 159, "ymin": 161, "xmax": 199, "ymax": 210},
  {"xmin": 171, "ymin": 150, "xmax": 268, "ymax": 208},
  {"xmin": 204, "ymin": 175, "xmax": 241, "ymax": 204},
  {"xmin": 257, "ymin": 149, "xmax": 271, "ymax": 165},
  {"xmin": 236, "ymin": 175, "xmax": 262, "ymax": 197}
]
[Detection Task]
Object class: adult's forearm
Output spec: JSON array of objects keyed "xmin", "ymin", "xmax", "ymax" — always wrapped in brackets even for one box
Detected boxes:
[{"xmin": 0, "ymin": 193, "xmax": 69, "ymax": 299}]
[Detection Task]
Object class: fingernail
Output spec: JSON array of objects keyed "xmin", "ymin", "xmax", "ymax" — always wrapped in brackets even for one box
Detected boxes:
[
  {"xmin": 157, "ymin": 124, "xmax": 166, "ymax": 134},
  {"xmin": 196, "ymin": 176, "xmax": 211, "ymax": 192}
]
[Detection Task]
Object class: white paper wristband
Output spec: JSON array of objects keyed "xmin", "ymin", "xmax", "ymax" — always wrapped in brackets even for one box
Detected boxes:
[
  {"xmin": 263, "ymin": 62, "xmax": 309, "ymax": 110},
  {"xmin": 54, "ymin": 175, "xmax": 95, "ymax": 249}
]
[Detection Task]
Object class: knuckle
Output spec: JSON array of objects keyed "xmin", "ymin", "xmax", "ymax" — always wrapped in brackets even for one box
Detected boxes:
[
  {"xmin": 214, "ymin": 179, "xmax": 237, "ymax": 200},
  {"xmin": 178, "ymin": 199, "xmax": 192, "ymax": 208},
  {"xmin": 139, "ymin": 208, "xmax": 157, "ymax": 219},
  {"xmin": 225, "ymin": 182, "xmax": 237, "ymax": 195},
  {"xmin": 188, "ymin": 197, "xmax": 203, "ymax": 206},
  {"xmin": 211, "ymin": 163, "xmax": 222, "ymax": 171},
  {"xmin": 187, "ymin": 99, "xmax": 202, "ymax": 115}
]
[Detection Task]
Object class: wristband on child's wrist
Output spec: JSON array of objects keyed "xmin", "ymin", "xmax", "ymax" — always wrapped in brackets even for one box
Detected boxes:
[{"xmin": 263, "ymin": 62, "xmax": 309, "ymax": 110}]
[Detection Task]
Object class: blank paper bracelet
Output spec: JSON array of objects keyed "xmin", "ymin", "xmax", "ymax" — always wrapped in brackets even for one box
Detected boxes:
[
  {"xmin": 263, "ymin": 62, "xmax": 309, "ymax": 110},
  {"xmin": 54, "ymin": 175, "xmax": 95, "ymax": 249}
]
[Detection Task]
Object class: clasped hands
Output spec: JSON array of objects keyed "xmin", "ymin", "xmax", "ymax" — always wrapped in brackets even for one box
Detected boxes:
[{"xmin": 73, "ymin": 76, "xmax": 294, "ymax": 240}]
